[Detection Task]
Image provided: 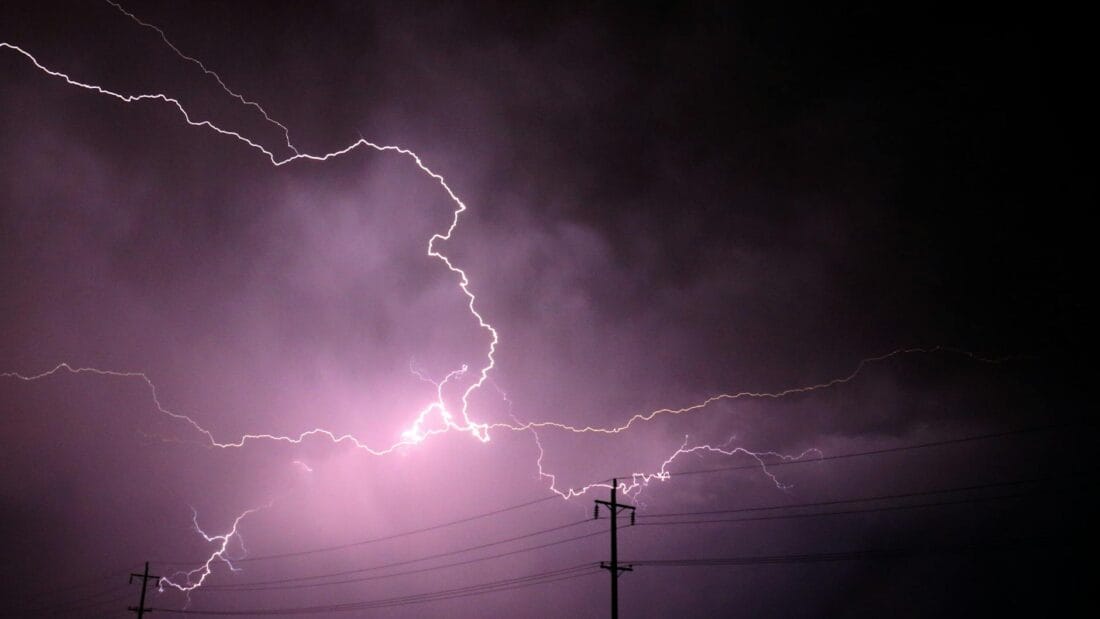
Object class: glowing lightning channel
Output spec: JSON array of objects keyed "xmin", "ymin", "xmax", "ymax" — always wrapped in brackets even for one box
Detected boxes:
[
  {"xmin": 0, "ymin": 363, "xmax": 425, "ymax": 456},
  {"xmin": 0, "ymin": 39, "xmax": 497, "ymax": 447},
  {"xmin": 103, "ymin": 0, "xmax": 301, "ymax": 158},
  {"xmin": 1, "ymin": 20, "xmax": 1011, "ymax": 467},
  {"xmin": 0, "ymin": 17, "xmax": 1018, "ymax": 596},
  {"xmin": 491, "ymin": 345, "xmax": 1010, "ymax": 437},
  {"xmin": 160, "ymin": 506, "xmax": 266, "ymax": 594},
  {"xmin": 528, "ymin": 428, "xmax": 821, "ymax": 500}
]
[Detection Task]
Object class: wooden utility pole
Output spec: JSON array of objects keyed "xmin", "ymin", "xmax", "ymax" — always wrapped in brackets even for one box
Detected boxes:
[
  {"xmin": 128, "ymin": 561, "xmax": 160, "ymax": 618},
  {"xmin": 595, "ymin": 478, "xmax": 635, "ymax": 619}
]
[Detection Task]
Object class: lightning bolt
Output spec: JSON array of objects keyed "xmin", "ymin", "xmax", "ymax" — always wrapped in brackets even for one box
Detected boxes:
[
  {"xmin": 491, "ymin": 346, "xmax": 1012, "ymax": 436},
  {"xmin": 528, "ymin": 427, "xmax": 822, "ymax": 501},
  {"xmin": 0, "ymin": 33, "xmax": 497, "ymax": 446},
  {"xmin": 159, "ymin": 505, "xmax": 266, "ymax": 594},
  {"xmin": 102, "ymin": 0, "xmax": 301, "ymax": 158},
  {"xmin": 0, "ymin": 5, "xmax": 1017, "ymax": 596}
]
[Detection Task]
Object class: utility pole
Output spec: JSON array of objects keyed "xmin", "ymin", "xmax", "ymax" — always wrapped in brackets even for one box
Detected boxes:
[
  {"xmin": 128, "ymin": 561, "xmax": 161, "ymax": 618},
  {"xmin": 595, "ymin": 478, "xmax": 635, "ymax": 619}
]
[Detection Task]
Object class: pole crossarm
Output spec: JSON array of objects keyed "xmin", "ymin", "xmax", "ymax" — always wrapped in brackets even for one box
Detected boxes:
[
  {"xmin": 128, "ymin": 561, "xmax": 161, "ymax": 618},
  {"xmin": 600, "ymin": 561, "xmax": 634, "ymax": 576},
  {"xmin": 595, "ymin": 500, "xmax": 637, "ymax": 511}
]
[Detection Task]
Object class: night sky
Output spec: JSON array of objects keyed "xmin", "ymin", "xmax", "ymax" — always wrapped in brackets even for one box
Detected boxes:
[{"xmin": 0, "ymin": 2, "xmax": 1089, "ymax": 617}]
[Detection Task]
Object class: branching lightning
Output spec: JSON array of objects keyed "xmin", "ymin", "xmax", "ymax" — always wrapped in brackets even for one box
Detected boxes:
[
  {"xmin": 529, "ymin": 427, "xmax": 822, "ymax": 501},
  {"xmin": 159, "ymin": 505, "xmax": 268, "ymax": 598},
  {"xmin": 103, "ymin": 0, "xmax": 301, "ymax": 158},
  {"xmin": 492, "ymin": 346, "xmax": 1007, "ymax": 437},
  {"xmin": 1, "ymin": 3, "xmax": 1012, "ymax": 598}
]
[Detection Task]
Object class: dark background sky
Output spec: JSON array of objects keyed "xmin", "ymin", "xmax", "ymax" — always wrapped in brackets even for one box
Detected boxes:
[{"xmin": 0, "ymin": 1, "xmax": 1090, "ymax": 617}]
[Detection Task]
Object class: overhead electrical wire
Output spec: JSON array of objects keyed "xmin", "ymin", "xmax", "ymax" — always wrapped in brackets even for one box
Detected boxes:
[
  {"xmin": 633, "ymin": 491, "xmax": 1044, "ymax": 527},
  {"xmin": 642, "ymin": 424, "xmax": 1069, "ymax": 479},
  {"xmin": 622, "ymin": 538, "xmax": 1050, "ymax": 567},
  {"xmin": 26, "ymin": 587, "xmax": 132, "ymax": 616},
  {"xmin": 151, "ymin": 564, "xmax": 601, "ymax": 615},
  {"xmin": 637, "ymin": 474, "xmax": 1079, "ymax": 519},
  {"xmin": 127, "ymin": 426, "xmax": 1075, "ymax": 616},
  {"xmin": 156, "ymin": 423, "xmax": 1066, "ymax": 569},
  {"xmin": 183, "ymin": 518, "xmax": 599, "ymax": 590},
  {"xmin": 145, "ymin": 426, "xmax": 1078, "ymax": 600},
  {"xmin": 157, "ymin": 494, "xmax": 563, "ymax": 566},
  {"xmin": 181, "ymin": 474, "xmax": 1074, "ymax": 594},
  {"xmin": 200, "ymin": 529, "xmax": 608, "ymax": 593}
]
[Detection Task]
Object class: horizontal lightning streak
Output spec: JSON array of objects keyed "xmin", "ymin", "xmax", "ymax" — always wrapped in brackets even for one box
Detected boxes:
[
  {"xmin": 493, "ymin": 346, "xmax": 1009, "ymax": 436},
  {"xmin": 529, "ymin": 428, "xmax": 819, "ymax": 499},
  {"xmin": 0, "ymin": 18, "xmax": 1019, "ymax": 599},
  {"xmin": 0, "ymin": 38, "xmax": 1009, "ymax": 483},
  {"xmin": 1, "ymin": 349, "xmax": 1001, "ymax": 491}
]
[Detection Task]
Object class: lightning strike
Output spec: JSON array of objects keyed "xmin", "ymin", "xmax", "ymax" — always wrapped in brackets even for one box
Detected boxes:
[
  {"xmin": 103, "ymin": 0, "xmax": 301, "ymax": 158},
  {"xmin": 0, "ymin": 38, "xmax": 499, "ymax": 449},
  {"xmin": 529, "ymin": 427, "xmax": 820, "ymax": 501},
  {"xmin": 160, "ymin": 506, "xmax": 266, "ymax": 595},
  {"xmin": 490, "ymin": 346, "xmax": 1008, "ymax": 437},
  {"xmin": 3, "ymin": 14, "xmax": 999, "ymax": 470},
  {"xmin": 0, "ymin": 6, "xmax": 1015, "ymax": 598}
]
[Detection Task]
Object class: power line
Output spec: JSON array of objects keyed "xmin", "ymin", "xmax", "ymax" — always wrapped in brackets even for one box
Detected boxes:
[
  {"xmin": 145, "ymin": 536, "xmax": 1054, "ymax": 616},
  {"xmin": 138, "ymin": 423, "xmax": 1073, "ymax": 612},
  {"xmin": 158, "ymin": 494, "xmax": 562, "ymax": 566},
  {"xmin": 186, "ymin": 518, "xmax": 598, "ymax": 590},
  {"xmin": 151, "ymin": 428, "xmax": 1074, "ymax": 597},
  {"xmin": 650, "ymin": 424, "xmax": 1069, "ymax": 479},
  {"xmin": 623, "ymin": 539, "xmax": 1048, "ymax": 567},
  {"xmin": 637, "ymin": 474, "xmax": 1078, "ymax": 519},
  {"xmin": 24, "ymin": 567, "xmax": 135, "ymax": 597},
  {"xmin": 130, "ymin": 431, "xmax": 1072, "ymax": 616},
  {"xmin": 157, "ymin": 424, "xmax": 1061, "ymax": 569},
  {"xmin": 634, "ymin": 491, "xmax": 1044, "ymax": 527},
  {"xmin": 151, "ymin": 564, "xmax": 601, "ymax": 615},
  {"xmin": 13, "ymin": 566, "xmax": 137, "ymax": 612},
  {"xmin": 18, "ymin": 585, "xmax": 130, "ymax": 616},
  {"xmin": 199, "ymin": 529, "xmax": 608, "ymax": 592},
  {"xmin": 189, "ymin": 474, "xmax": 1078, "ymax": 594},
  {"xmin": 41, "ymin": 593, "xmax": 132, "ymax": 616}
]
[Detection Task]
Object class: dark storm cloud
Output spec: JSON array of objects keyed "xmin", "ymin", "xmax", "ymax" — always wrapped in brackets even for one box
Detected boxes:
[{"xmin": 1, "ymin": 2, "xmax": 1087, "ymax": 617}]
